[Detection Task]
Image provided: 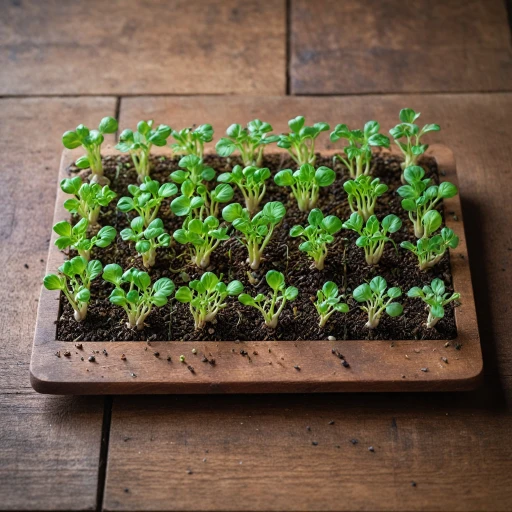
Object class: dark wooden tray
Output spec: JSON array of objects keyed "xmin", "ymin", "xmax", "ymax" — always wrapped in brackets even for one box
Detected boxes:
[{"xmin": 30, "ymin": 144, "xmax": 482, "ymax": 394}]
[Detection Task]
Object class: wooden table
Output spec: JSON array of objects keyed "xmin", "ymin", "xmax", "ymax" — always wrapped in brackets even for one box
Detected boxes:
[{"xmin": 1, "ymin": 1, "xmax": 512, "ymax": 510}]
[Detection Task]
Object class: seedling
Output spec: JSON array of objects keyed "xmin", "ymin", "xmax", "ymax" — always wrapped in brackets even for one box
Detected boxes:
[
  {"xmin": 116, "ymin": 120, "xmax": 172, "ymax": 181},
  {"xmin": 62, "ymin": 117, "xmax": 118, "ymax": 183},
  {"xmin": 343, "ymin": 175, "xmax": 388, "ymax": 221},
  {"xmin": 44, "ymin": 256, "xmax": 102, "ymax": 322},
  {"xmin": 175, "ymin": 272, "xmax": 243, "ymax": 330},
  {"xmin": 314, "ymin": 281, "xmax": 349, "ymax": 328},
  {"xmin": 215, "ymin": 119, "xmax": 278, "ymax": 166},
  {"xmin": 170, "ymin": 179, "xmax": 205, "ymax": 222},
  {"xmin": 408, "ymin": 278, "xmax": 460, "ymax": 329},
  {"xmin": 353, "ymin": 276, "xmax": 403, "ymax": 329},
  {"xmin": 238, "ymin": 270, "xmax": 298, "ymax": 329},
  {"xmin": 53, "ymin": 218, "xmax": 116, "ymax": 261},
  {"xmin": 222, "ymin": 201, "xmax": 286, "ymax": 270},
  {"xmin": 290, "ymin": 208, "xmax": 342, "ymax": 270},
  {"xmin": 170, "ymin": 124, "xmax": 214, "ymax": 159},
  {"xmin": 173, "ymin": 216, "xmax": 229, "ymax": 268},
  {"xmin": 60, "ymin": 176, "xmax": 116, "ymax": 225},
  {"xmin": 330, "ymin": 121, "xmax": 390, "ymax": 178},
  {"xmin": 120, "ymin": 217, "xmax": 171, "ymax": 268},
  {"xmin": 400, "ymin": 227, "xmax": 459, "ymax": 270},
  {"xmin": 102, "ymin": 264, "xmax": 174, "ymax": 330},
  {"xmin": 274, "ymin": 163, "xmax": 335, "ymax": 212},
  {"xmin": 117, "ymin": 177, "xmax": 177, "ymax": 227},
  {"xmin": 170, "ymin": 155, "xmax": 215, "ymax": 188},
  {"xmin": 342, "ymin": 213, "xmax": 402, "ymax": 265},
  {"xmin": 397, "ymin": 165, "xmax": 458, "ymax": 238},
  {"xmin": 389, "ymin": 108, "xmax": 440, "ymax": 179},
  {"xmin": 217, "ymin": 165, "xmax": 271, "ymax": 214},
  {"xmin": 277, "ymin": 116, "xmax": 330, "ymax": 166}
]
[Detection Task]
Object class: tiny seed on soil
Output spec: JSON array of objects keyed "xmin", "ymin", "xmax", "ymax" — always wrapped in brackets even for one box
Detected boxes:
[
  {"xmin": 75, "ymin": 343, "xmax": 83, "ymax": 350},
  {"xmin": 441, "ymin": 357, "xmax": 448, "ymax": 363},
  {"xmin": 187, "ymin": 365, "xmax": 195, "ymax": 373},
  {"xmin": 368, "ymin": 446, "xmax": 375, "ymax": 452},
  {"xmin": 154, "ymin": 352, "xmax": 159, "ymax": 357},
  {"xmin": 421, "ymin": 367, "xmax": 428, "ymax": 372},
  {"xmin": 167, "ymin": 355, "xmax": 172, "ymax": 361},
  {"xmin": 121, "ymin": 354, "xmax": 126, "ymax": 360},
  {"xmin": 63, "ymin": 350, "xmax": 71, "ymax": 357},
  {"xmin": 180, "ymin": 355, "xmax": 185, "ymax": 362},
  {"xmin": 294, "ymin": 365, "xmax": 300, "ymax": 370},
  {"xmin": 328, "ymin": 420, "xmax": 335, "ymax": 425},
  {"xmin": 312, "ymin": 441, "xmax": 318, "ymax": 446},
  {"xmin": 88, "ymin": 355, "xmax": 95, "ymax": 362},
  {"xmin": 192, "ymin": 348, "xmax": 197, "ymax": 354},
  {"xmin": 350, "ymin": 439, "xmax": 358, "ymax": 445}
]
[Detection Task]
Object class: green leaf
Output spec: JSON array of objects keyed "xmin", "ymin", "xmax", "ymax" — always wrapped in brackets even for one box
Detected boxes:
[
  {"xmin": 266, "ymin": 270, "xmax": 284, "ymax": 291},
  {"xmin": 387, "ymin": 287, "xmax": 402, "ymax": 299},
  {"xmin": 399, "ymin": 108, "xmax": 420, "ymax": 124},
  {"xmin": 322, "ymin": 215, "xmax": 342, "ymax": 235},
  {"xmin": 109, "ymin": 288, "xmax": 127, "ymax": 306},
  {"xmin": 370, "ymin": 276, "xmax": 387, "ymax": 294},
  {"xmin": 137, "ymin": 272, "xmax": 151, "ymax": 291},
  {"xmin": 175, "ymin": 286, "xmax": 193, "ymax": 303},
  {"xmin": 87, "ymin": 259, "xmax": 103, "ymax": 280},
  {"xmin": 382, "ymin": 214, "xmax": 402, "ymax": 233},
  {"xmin": 407, "ymin": 287, "xmax": 423, "ymax": 298},
  {"xmin": 102, "ymin": 263, "xmax": 123, "ymax": 285},
  {"xmin": 53, "ymin": 221, "xmax": 72, "ymax": 237},
  {"xmin": 284, "ymin": 286, "xmax": 299, "ymax": 301},
  {"xmin": 315, "ymin": 166, "xmax": 335, "ymax": 187},
  {"xmin": 99, "ymin": 116, "xmax": 118, "ymax": 134},
  {"xmin": 153, "ymin": 278, "xmax": 175, "ymax": 297},
  {"xmin": 431, "ymin": 304, "xmax": 445, "ymax": 318},
  {"xmin": 290, "ymin": 225, "xmax": 304, "ymax": 237},
  {"xmin": 438, "ymin": 182, "xmax": 458, "ymax": 199},
  {"xmin": 403, "ymin": 165, "xmax": 425, "ymax": 183},
  {"xmin": 212, "ymin": 184, "xmax": 234, "ymax": 203},
  {"xmin": 62, "ymin": 130, "xmax": 82, "ymax": 149},
  {"xmin": 422, "ymin": 124, "xmax": 440, "ymax": 134},
  {"xmin": 274, "ymin": 169, "xmax": 295, "ymax": 187},
  {"xmin": 227, "ymin": 280, "xmax": 244, "ymax": 296},
  {"xmin": 170, "ymin": 196, "xmax": 192, "ymax": 216},
  {"xmin": 151, "ymin": 292, "xmax": 169, "ymax": 307},
  {"xmin": 43, "ymin": 274, "xmax": 64, "ymax": 291},
  {"xmin": 386, "ymin": 303, "xmax": 403, "ymax": 317},
  {"xmin": 201, "ymin": 272, "xmax": 219, "ymax": 291},
  {"xmin": 288, "ymin": 116, "xmax": 305, "ymax": 133},
  {"xmin": 308, "ymin": 208, "xmax": 324, "ymax": 227},
  {"xmin": 126, "ymin": 289, "xmax": 140, "ymax": 304},
  {"xmin": 76, "ymin": 288, "xmax": 91, "ymax": 303},
  {"xmin": 216, "ymin": 138, "xmax": 236, "ymax": 157},
  {"xmin": 262, "ymin": 201, "xmax": 286, "ymax": 223},
  {"xmin": 422, "ymin": 210, "xmax": 442, "ymax": 235},
  {"xmin": 353, "ymin": 283, "xmax": 372, "ymax": 303},
  {"xmin": 239, "ymin": 294, "xmax": 256, "ymax": 306},
  {"xmin": 173, "ymin": 229, "xmax": 189, "ymax": 245},
  {"xmin": 159, "ymin": 183, "xmax": 178, "ymax": 198},
  {"xmin": 117, "ymin": 196, "xmax": 135, "ymax": 212},
  {"xmin": 322, "ymin": 281, "xmax": 339, "ymax": 298},
  {"xmin": 431, "ymin": 278, "xmax": 445, "ymax": 296}
]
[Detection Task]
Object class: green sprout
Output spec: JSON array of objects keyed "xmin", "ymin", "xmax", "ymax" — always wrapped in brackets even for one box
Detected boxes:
[
  {"xmin": 314, "ymin": 281, "xmax": 349, "ymax": 328},
  {"xmin": 277, "ymin": 116, "xmax": 330, "ymax": 166},
  {"xmin": 343, "ymin": 175, "xmax": 388, "ymax": 221},
  {"xmin": 117, "ymin": 177, "xmax": 177, "ymax": 227},
  {"xmin": 116, "ymin": 120, "xmax": 172, "ymax": 181},
  {"xmin": 62, "ymin": 117, "xmax": 118, "ymax": 183},
  {"xmin": 238, "ymin": 270, "xmax": 298, "ymax": 329},
  {"xmin": 290, "ymin": 208, "xmax": 342, "ymax": 270},
  {"xmin": 400, "ymin": 227, "xmax": 459, "ymax": 270},
  {"xmin": 222, "ymin": 201, "xmax": 286, "ymax": 270},
  {"xmin": 215, "ymin": 120, "xmax": 278, "ymax": 166},
  {"xmin": 173, "ymin": 216, "xmax": 229, "ymax": 269},
  {"xmin": 217, "ymin": 165, "xmax": 271, "ymax": 214},
  {"xmin": 170, "ymin": 179, "xmax": 205, "ymax": 223},
  {"xmin": 408, "ymin": 278, "xmax": 460, "ymax": 329},
  {"xmin": 389, "ymin": 108, "xmax": 440, "ymax": 179},
  {"xmin": 330, "ymin": 121, "xmax": 390, "ymax": 178},
  {"xmin": 353, "ymin": 276, "xmax": 403, "ymax": 329},
  {"xmin": 60, "ymin": 176, "xmax": 116, "ymax": 225},
  {"xmin": 170, "ymin": 124, "xmax": 214, "ymax": 159},
  {"xmin": 170, "ymin": 155, "xmax": 215, "ymax": 188},
  {"xmin": 175, "ymin": 272, "xmax": 243, "ymax": 330},
  {"xmin": 397, "ymin": 165, "xmax": 458, "ymax": 238},
  {"xmin": 342, "ymin": 213, "xmax": 402, "ymax": 265},
  {"xmin": 53, "ymin": 218, "xmax": 116, "ymax": 261},
  {"xmin": 120, "ymin": 217, "xmax": 171, "ymax": 268},
  {"xmin": 102, "ymin": 264, "xmax": 175, "ymax": 330},
  {"xmin": 44, "ymin": 256, "xmax": 102, "ymax": 322},
  {"xmin": 274, "ymin": 163, "xmax": 335, "ymax": 212}
]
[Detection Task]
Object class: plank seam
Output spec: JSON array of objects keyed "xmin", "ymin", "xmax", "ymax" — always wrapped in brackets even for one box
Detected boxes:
[{"xmin": 96, "ymin": 396, "xmax": 113, "ymax": 512}]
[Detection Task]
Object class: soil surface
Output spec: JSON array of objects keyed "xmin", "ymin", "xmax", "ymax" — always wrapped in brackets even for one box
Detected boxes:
[{"xmin": 57, "ymin": 151, "xmax": 459, "ymax": 342}]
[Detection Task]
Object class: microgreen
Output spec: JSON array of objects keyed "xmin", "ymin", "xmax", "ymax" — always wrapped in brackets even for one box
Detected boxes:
[
  {"xmin": 60, "ymin": 176, "xmax": 116, "ymax": 225},
  {"xmin": 117, "ymin": 177, "xmax": 177, "ymax": 227},
  {"xmin": 277, "ymin": 116, "xmax": 330, "ymax": 166},
  {"xmin": 397, "ymin": 165, "xmax": 458, "ymax": 238},
  {"xmin": 215, "ymin": 120, "xmax": 278, "ymax": 166},
  {"xmin": 407, "ymin": 278, "xmax": 460, "ymax": 329},
  {"xmin": 222, "ymin": 201, "xmax": 286, "ymax": 270},
  {"xmin": 175, "ymin": 272, "xmax": 243, "ymax": 330},
  {"xmin": 343, "ymin": 175, "xmax": 388, "ymax": 221},
  {"xmin": 170, "ymin": 155, "xmax": 215, "ymax": 188},
  {"xmin": 217, "ymin": 165, "xmax": 271, "ymax": 214},
  {"xmin": 170, "ymin": 124, "xmax": 214, "ymax": 159},
  {"xmin": 102, "ymin": 264, "xmax": 174, "ymax": 330},
  {"xmin": 120, "ymin": 217, "xmax": 171, "ymax": 268},
  {"xmin": 330, "ymin": 121, "xmax": 390, "ymax": 178},
  {"xmin": 44, "ymin": 256, "xmax": 102, "ymax": 322},
  {"xmin": 53, "ymin": 218, "xmax": 116, "ymax": 261},
  {"xmin": 173, "ymin": 216, "xmax": 229, "ymax": 269},
  {"xmin": 353, "ymin": 276, "xmax": 403, "ymax": 329},
  {"xmin": 314, "ymin": 281, "xmax": 349, "ymax": 328},
  {"xmin": 238, "ymin": 270, "xmax": 298, "ymax": 329},
  {"xmin": 274, "ymin": 163, "xmax": 335, "ymax": 212},
  {"xmin": 62, "ymin": 117, "xmax": 118, "ymax": 183},
  {"xmin": 290, "ymin": 208, "xmax": 342, "ymax": 270},
  {"xmin": 116, "ymin": 120, "xmax": 172, "ymax": 181},
  {"xmin": 400, "ymin": 227, "xmax": 459, "ymax": 270},
  {"xmin": 342, "ymin": 213, "xmax": 402, "ymax": 265},
  {"xmin": 389, "ymin": 108, "xmax": 440, "ymax": 179}
]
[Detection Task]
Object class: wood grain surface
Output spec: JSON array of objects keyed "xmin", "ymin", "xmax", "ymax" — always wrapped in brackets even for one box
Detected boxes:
[
  {"xmin": 0, "ymin": 0, "xmax": 286, "ymax": 96},
  {"xmin": 290, "ymin": 0, "xmax": 512, "ymax": 94},
  {"xmin": 0, "ymin": 97, "xmax": 117, "ymax": 510},
  {"xmin": 103, "ymin": 93, "xmax": 512, "ymax": 511}
]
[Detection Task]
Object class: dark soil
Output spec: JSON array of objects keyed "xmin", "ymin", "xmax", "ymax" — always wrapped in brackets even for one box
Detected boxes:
[{"xmin": 57, "ymin": 151, "xmax": 458, "ymax": 342}]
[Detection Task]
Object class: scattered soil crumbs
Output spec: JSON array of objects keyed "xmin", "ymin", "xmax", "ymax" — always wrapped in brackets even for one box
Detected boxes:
[{"xmin": 57, "ymin": 152, "xmax": 458, "ymax": 342}]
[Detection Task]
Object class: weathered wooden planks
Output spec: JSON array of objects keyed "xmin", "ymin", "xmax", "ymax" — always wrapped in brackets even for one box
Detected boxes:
[
  {"xmin": 0, "ymin": 97, "xmax": 117, "ymax": 510},
  {"xmin": 290, "ymin": 0, "xmax": 512, "ymax": 94},
  {"xmin": 0, "ymin": 0, "xmax": 286, "ymax": 96},
  {"xmin": 103, "ymin": 93, "xmax": 512, "ymax": 510}
]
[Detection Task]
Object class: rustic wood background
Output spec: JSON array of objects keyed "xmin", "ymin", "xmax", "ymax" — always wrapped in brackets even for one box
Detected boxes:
[{"xmin": 1, "ymin": 0, "xmax": 512, "ymax": 510}]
